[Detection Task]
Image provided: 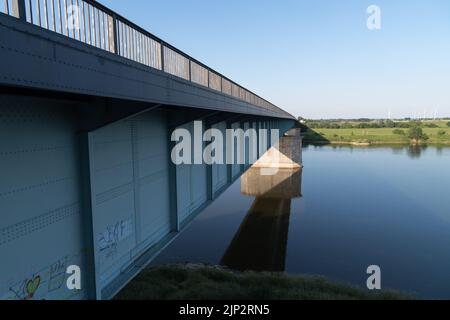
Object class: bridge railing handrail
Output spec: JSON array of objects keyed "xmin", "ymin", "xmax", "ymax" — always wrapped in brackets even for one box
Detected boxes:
[{"xmin": 0, "ymin": 0, "xmax": 291, "ymax": 117}]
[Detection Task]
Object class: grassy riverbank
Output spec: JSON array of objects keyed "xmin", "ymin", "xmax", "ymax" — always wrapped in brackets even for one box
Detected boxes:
[
  {"xmin": 115, "ymin": 265, "xmax": 411, "ymax": 300},
  {"xmin": 302, "ymin": 120, "xmax": 450, "ymax": 145}
]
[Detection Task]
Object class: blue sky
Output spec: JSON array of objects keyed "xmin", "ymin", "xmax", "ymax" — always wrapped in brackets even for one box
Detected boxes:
[{"xmin": 99, "ymin": 0, "xmax": 450, "ymax": 119}]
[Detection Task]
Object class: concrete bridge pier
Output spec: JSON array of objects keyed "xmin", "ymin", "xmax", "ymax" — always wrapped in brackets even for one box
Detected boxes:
[{"xmin": 252, "ymin": 128, "xmax": 303, "ymax": 169}]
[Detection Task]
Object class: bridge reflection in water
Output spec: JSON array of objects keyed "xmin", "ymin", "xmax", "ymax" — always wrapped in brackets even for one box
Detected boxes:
[{"xmin": 220, "ymin": 167, "xmax": 303, "ymax": 272}]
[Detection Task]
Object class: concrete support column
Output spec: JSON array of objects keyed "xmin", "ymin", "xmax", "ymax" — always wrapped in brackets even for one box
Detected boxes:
[
  {"xmin": 204, "ymin": 122, "xmax": 213, "ymax": 201},
  {"xmin": 256, "ymin": 121, "xmax": 260, "ymax": 160},
  {"xmin": 84, "ymin": 132, "xmax": 102, "ymax": 300},
  {"xmin": 80, "ymin": 131, "xmax": 101, "ymax": 300},
  {"xmin": 226, "ymin": 121, "xmax": 233, "ymax": 183},
  {"xmin": 167, "ymin": 125, "xmax": 179, "ymax": 232},
  {"xmin": 240, "ymin": 120, "xmax": 245, "ymax": 173}
]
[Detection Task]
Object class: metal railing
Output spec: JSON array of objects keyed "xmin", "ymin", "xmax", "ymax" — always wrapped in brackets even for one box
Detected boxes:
[
  {"xmin": 163, "ymin": 46, "xmax": 189, "ymax": 80},
  {"xmin": 190, "ymin": 60, "xmax": 208, "ymax": 87},
  {"xmin": 1, "ymin": 0, "xmax": 22, "ymax": 18},
  {"xmin": 208, "ymin": 71, "xmax": 221, "ymax": 92},
  {"xmin": 1, "ymin": 0, "xmax": 287, "ymax": 115}
]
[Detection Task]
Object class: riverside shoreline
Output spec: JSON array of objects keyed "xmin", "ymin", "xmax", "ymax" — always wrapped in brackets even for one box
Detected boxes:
[
  {"xmin": 302, "ymin": 125, "xmax": 450, "ymax": 146},
  {"xmin": 303, "ymin": 140, "xmax": 450, "ymax": 146},
  {"xmin": 115, "ymin": 264, "xmax": 413, "ymax": 300}
]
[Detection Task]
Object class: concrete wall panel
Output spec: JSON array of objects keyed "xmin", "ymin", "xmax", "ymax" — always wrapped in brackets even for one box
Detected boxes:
[
  {"xmin": 0, "ymin": 95, "xmax": 89, "ymax": 300},
  {"xmin": 176, "ymin": 122, "xmax": 208, "ymax": 225},
  {"xmin": 211, "ymin": 121, "xmax": 227, "ymax": 194},
  {"xmin": 89, "ymin": 110, "xmax": 171, "ymax": 296}
]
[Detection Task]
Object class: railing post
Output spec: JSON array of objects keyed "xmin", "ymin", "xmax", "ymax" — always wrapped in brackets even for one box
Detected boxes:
[
  {"xmin": 207, "ymin": 69, "xmax": 210, "ymax": 88},
  {"xmin": 188, "ymin": 60, "xmax": 192, "ymax": 81},
  {"xmin": 12, "ymin": 0, "xmax": 27, "ymax": 21},
  {"xmin": 160, "ymin": 41, "xmax": 165, "ymax": 72},
  {"xmin": 112, "ymin": 14, "xmax": 118, "ymax": 54}
]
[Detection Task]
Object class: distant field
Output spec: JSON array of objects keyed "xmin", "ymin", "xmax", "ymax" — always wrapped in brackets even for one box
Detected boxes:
[{"xmin": 303, "ymin": 120, "xmax": 450, "ymax": 145}]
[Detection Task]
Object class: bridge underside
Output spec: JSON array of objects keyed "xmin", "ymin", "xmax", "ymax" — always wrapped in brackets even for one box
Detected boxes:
[
  {"xmin": 0, "ymin": 91, "xmax": 296, "ymax": 300},
  {"xmin": 0, "ymin": 13, "xmax": 296, "ymax": 300}
]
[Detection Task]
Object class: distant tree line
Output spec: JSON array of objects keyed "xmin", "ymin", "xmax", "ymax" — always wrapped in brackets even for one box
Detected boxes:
[{"xmin": 301, "ymin": 119, "xmax": 444, "ymax": 129}]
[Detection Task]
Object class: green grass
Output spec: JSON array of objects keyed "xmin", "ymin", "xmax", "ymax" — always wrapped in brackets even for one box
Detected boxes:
[
  {"xmin": 115, "ymin": 265, "xmax": 412, "ymax": 300},
  {"xmin": 303, "ymin": 121, "xmax": 450, "ymax": 145}
]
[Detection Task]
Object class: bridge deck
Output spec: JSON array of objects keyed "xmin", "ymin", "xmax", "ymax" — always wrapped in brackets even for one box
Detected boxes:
[{"xmin": 0, "ymin": 1, "xmax": 293, "ymax": 119}]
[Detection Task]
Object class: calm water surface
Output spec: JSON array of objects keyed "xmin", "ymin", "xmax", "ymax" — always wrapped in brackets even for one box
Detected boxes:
[{"xmin": 152, "ymin": 145, "xmax": 450, "ymax": 299}]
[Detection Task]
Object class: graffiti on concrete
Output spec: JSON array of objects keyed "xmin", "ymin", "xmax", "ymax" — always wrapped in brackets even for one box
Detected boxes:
[
  {"xmin": 98, "ymin": 219, "xmax": 133, "ymax": 259},
  {"xmin": 48, "ymin": 256, "xmax": 69, "ymax": 292},
  {"xmin": 3, "ymin": 255, "xmax": 82, "ymax": 300},
  {"xmin": 8, "ymin": 273, "xmax": 43, "ymax": 300},
  {"xmin": 24, "ymin": 275, "xmax": 41, "ymax": 299}
]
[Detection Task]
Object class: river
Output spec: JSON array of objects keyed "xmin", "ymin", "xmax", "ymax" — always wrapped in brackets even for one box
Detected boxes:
[{"xmin": 152, "ymin": 145, "xmax": 450, "ymax": 299}]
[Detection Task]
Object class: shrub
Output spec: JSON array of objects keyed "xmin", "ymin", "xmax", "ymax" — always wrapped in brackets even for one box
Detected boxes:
[
  {"xmin": 341, "ymin": 122, "xmax": 354, "ymax": 129},
  {"xmin": 447, "ymin": 122, "xmax": 450, "ymax": 127},
  {"xmin": 358, "ymin": 123, "xmax": 371, "ymax": 129},
  {"xmin": 384, "ymin": 120, "xmax": 395, "ymax": 128},
  {"xmin": 329, "ymin": 123, "xmax": 341, "ymax": 129},
  {"xmin": 437, "ymin": 130, "xmax": 446, "ymax": 137},
  {"xmin": 396, "ymin": 121, "xmax": 421, "ymax": 128},
  {"xmin": 408, "ymin": 126, "xmax": 428, "ymax": 141},
  {"xmin": 392, "ymin": 129, "xmax": 405, "ymax": 135}
]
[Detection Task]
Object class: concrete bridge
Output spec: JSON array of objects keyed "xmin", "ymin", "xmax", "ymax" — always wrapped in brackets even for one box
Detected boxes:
[{"xmin": 0, "ymin": 1, "xmax": 298, "ymax": 299}]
